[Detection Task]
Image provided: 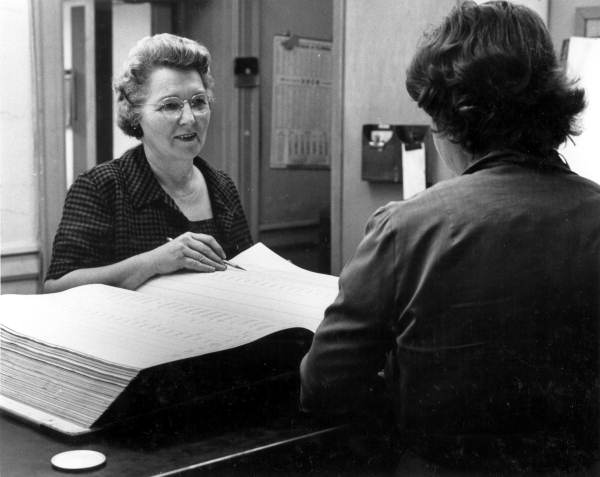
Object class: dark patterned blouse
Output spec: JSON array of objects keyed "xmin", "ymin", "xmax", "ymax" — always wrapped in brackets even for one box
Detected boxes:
[
  {"xmin": 189, "ymin": 219, "xmax": 220, "ymax": 239},
  {"xmin": 46, "ymin": 144, "xmax": 253, "ymax": 280}
]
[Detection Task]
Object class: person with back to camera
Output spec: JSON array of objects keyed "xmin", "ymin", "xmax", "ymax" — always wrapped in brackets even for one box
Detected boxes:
[
  {"xmin": 44, "ymin": 33, "xmax": 252, "ymax": 293},
  {"xmin": 300, "ymin": 1, "xmax": 600, "ymax": 472}
]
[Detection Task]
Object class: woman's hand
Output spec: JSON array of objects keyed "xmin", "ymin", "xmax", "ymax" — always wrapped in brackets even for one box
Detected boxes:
[
  {"xmin": 44, "ymin": 233, "xmax": 227, "ymax": 293},
  {"xmin": 149, "ymin": 232, "xmax": 227, "ymax": 275}
]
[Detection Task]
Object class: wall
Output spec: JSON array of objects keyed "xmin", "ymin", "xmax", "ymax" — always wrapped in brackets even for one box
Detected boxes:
[
  {"xmin": 0, "ymin": 0, "xmax": 40, "ymax": 293},
  {"xmin": 175, "ymin": 0, "xmax": 240, "ymax": 177},
  {"xmin": 338, "ymin": 0, "xmax": 455, "ymax": 264},
  {"xmin": 549, "ymin": 0, "xmax": 600, "ymax": 185},
  {"xmin": 549, "ymin": 0, "xmax": 600, "ymax": 54},
  {"xmin": 560, "ymin": 37, "xmax": 600, "ymax": 185},
  {"xmin": 474, "ymin": 0, "xmax": 548, "ymax": 21},
  {"xmin": 112, "ymin": 2, "xmax": 175, "ymax": 159},
  {"xmin": 336, "ymin": 0, "xmax": 592, "ymax": 266},
  {"xmin": 112, "ymin": 3, "xmax": 152, "ymax": 158}
]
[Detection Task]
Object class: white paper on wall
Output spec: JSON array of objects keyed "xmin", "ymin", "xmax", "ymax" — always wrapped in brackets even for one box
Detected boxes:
[
  {"xmin": 559, "ymin": 37, "xmax": 600, "ymax": 185},
  {"xmin": 402, "ymin": 143, "xmax": 426, "ymax": 199}
]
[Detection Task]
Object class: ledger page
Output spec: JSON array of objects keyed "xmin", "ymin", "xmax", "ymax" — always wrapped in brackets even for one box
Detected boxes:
[
  {"xmin": 138, "ymin": 243, "xmax": 339, "ymax": 333},
  {"xmin": 0, "ymin": 245, "xmax": 339, "ymax": 370},
  {"xmin": 0, "ymin": 282, "xmax": 327, "ymax": 370}
]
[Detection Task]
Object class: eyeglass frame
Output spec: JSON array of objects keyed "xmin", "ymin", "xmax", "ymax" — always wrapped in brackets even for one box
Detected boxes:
[{"xmin": 131, "ymin": 92, "xmax": 213, "ymax": 120}]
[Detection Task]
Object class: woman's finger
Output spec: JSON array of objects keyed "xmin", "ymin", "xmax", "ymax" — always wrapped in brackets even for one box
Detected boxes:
[
  {"xmin": 182, "ymin": 248, "xmax": 226, "ymax": 271},
  {"xmin": 183, "ymin": 257, "xmax": 215, "ymax": 273},
  {"xmin": 190, "ymin": 233, "xmax": 226, "ymax": 259},
  {"xmin": 185, "ymin": 235, "xmax": 225, "ymax": 263}
]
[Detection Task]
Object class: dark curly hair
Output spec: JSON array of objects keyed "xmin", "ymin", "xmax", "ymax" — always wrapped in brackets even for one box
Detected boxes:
[
  {"xmin": 406, "ymin": 1, "xmax": 585, "ymax": 156},
  {"xmin": 113, "ymin": 33, "xmax": 215, "ymax": 139}
]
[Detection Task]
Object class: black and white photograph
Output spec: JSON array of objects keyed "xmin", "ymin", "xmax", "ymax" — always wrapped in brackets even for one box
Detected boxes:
[{"xmin": 1, "ymin": 0, "xmax": 599, "ymax": 475}]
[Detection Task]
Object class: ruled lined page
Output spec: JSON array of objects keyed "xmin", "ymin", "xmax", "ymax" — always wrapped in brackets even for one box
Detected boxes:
[
  {"xmin": 0, "ymin": 244, "xmax": 339, "ymax": 431},
  {"xmin": 1, "ymin": 244, "xmax": 339, "ymax": 370},
  {"xmin": 0, "ymin": 281, "xmax": 328, "ymax": 370},
  {"xmin": 137, "ymin": 242, "xmax": 339, "ymax": 332}
]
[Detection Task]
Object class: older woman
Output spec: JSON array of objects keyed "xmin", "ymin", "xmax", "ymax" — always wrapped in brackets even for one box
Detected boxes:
[
  {"xmin": 300, "ymin": 1, "xmax": 600, "ymax": 471},
  {"xmin": 45, "ymin": 34, "xmax": 252, "ymax": 292}
]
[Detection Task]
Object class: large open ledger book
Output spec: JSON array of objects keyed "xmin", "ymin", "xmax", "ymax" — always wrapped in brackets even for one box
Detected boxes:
[{"xmin": 0, "ymin": 244, "xmax": 339, "ymax": 436}]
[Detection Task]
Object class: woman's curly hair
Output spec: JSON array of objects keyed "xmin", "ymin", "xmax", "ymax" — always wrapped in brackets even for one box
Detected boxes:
[
  {"xmin": 113, "ymin": 33, "xmax": 215, "ymax": 139},
  {"xmin": 406, "ymin": 1, "xmax": 585, "ymax": 156}
]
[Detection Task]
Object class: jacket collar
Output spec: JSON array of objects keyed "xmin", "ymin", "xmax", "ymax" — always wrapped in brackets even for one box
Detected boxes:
[
  {"xmin": 121, "ymin": 144, "xmax": 235, "ymax": 220},
  {"xmin": 121, "ymin": 144, "xmax": 165, "ymax": 209},
  {"xmin": 196, "ymin": 156, "xmax": 235, "ymax": 223},
  {"xmin": 462, "ymin": 149, "xmax": 572, "ymax": 175}
]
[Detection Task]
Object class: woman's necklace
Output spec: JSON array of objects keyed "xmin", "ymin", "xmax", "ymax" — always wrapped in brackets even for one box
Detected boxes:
[{"xmin": 163, "ymin": 168, "xmax": 213, "ymax": 220}]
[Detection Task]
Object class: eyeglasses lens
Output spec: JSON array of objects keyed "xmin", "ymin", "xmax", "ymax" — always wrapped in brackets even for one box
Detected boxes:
[{"xmin": 158, "ymin": 95, "xmax": 209, "ymax": 119}]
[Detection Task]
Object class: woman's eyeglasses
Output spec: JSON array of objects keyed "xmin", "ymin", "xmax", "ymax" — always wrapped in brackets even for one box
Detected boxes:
[{"xmin": 143, "ymin": 93, "xmax": 211, "ymax": 120}]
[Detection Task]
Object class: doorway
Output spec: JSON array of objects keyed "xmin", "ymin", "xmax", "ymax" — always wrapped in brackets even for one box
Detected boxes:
[
  {"xmin": 256, "ymin": 0, "xmax": 333, "ymax": 273},
  {"xmin": 62, "ymin": 0, "xmax": 113, "ymax": 187},
  {"xmin": 177, "ymin": 0, "xmax": 333, "ymax": 273}
]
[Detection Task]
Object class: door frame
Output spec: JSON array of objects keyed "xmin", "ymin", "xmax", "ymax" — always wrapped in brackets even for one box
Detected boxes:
[
  {"xmin": 31, "ymin": 0, "xmax": 67, "ymax": 281},
  {"xmin": 33, "ymin": 0, "xmax": 100, "ymax": 280},
  {"xmin": 64, "ymin": 0, "xmax": 98, "ymax": 179},
  {"xmin": 330, "ymin": 0, "xmax": 345, "ymax": 274},
  {"xmin": 237, "ymin": 0, "xmax": 261, "ymax": 241}
]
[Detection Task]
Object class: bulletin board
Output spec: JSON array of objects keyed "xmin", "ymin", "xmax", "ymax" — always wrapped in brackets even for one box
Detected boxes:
[{"xmin": 270, "ymin": 34, "xmax": 332, "ymax": 169}]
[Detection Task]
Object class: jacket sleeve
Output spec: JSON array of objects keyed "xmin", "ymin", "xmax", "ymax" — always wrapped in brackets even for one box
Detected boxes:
[
  {"xmin": 300, "ymin": 205, "xmax": 399, "ymax": 416},
  {"xmin": 46, "ymin": 175, "xmax": 114, "ymax": 280}
]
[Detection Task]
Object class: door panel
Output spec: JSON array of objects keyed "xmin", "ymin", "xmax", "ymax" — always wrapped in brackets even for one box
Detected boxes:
[{"xmin": 258, "ymin": 0, "xmax": 333, "ymax": 272}]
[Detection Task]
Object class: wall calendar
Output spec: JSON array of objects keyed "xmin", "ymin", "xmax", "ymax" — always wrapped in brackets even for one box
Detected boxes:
[{"xmin": 270, "ymin": 34, "xmax": 332, "ymax": 169}]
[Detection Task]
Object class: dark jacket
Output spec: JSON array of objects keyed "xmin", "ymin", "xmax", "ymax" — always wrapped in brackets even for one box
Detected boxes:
[
  {"xmin": 47, "ymin": 144, "xmax": 252, "ymax": 280},
  {"xmin": 300, "ymin": 150, "xmax": 600, "ymax": 463}
]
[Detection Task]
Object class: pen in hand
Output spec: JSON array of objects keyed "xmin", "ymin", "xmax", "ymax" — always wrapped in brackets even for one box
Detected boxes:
[
  {"xmin": 166, "ymin": 237, "xmax": 246, "ymax": 271},
  {"xmin": 222, "ymin": 260, "xmax": 245, "ymax": 271}
]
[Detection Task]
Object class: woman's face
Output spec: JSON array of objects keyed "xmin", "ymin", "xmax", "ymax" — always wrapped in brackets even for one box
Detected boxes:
[{"xmin": 138, "ymin": 67, "xmax": 210, "ymax": 163}]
